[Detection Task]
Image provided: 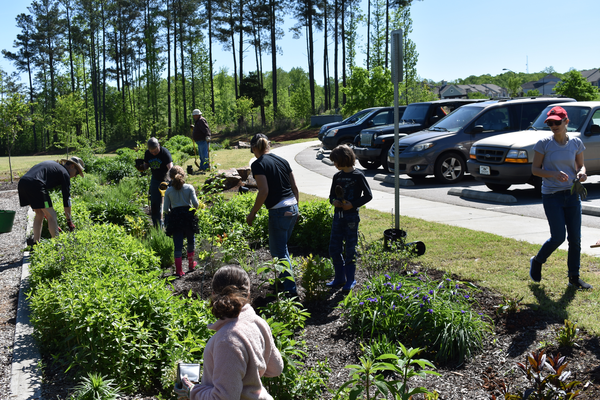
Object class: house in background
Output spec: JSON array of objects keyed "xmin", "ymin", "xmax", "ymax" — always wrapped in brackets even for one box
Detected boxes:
[
  {"xmin": 439, "ymin": 84, "xmax": 507, "ymax": 99},
  {"xmin": 581, "ymin": 69, "xmax": 600, "ymax": 88},
  {"xmin": 521, "ymin": 74, "xmax": 561, "ymax": 96}
]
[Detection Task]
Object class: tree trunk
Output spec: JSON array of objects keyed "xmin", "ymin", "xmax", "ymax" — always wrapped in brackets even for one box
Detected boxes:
[
  {"xmin": 178, "ymin": 0, "xmax": 188, "ymax": 127},
  {"xmin": 270, "ymin": 0, "xmax": 277, "ymax": 118}
]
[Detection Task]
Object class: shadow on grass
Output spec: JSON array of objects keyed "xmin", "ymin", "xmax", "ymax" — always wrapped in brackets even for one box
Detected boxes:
[{"xmin": 504, "ymin": 283, "xmax": 577, "ymax": 358}]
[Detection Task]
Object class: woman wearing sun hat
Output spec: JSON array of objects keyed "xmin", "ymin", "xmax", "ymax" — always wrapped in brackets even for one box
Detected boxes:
[
  {"xmin": 17, "ymin": 156, "xmax": 85, "ymax": 244},
  {"xmin": 529, "ymin": 106, "xmax": 592, "ymax": 290}
]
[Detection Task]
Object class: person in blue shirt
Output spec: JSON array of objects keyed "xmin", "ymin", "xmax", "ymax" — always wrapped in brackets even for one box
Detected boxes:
[{"xmin": 530, "ymin": 106, "xmax": 592, "ymax": 290}]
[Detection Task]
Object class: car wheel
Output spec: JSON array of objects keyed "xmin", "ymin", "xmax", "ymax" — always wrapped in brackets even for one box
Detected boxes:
[
  {"xmin": 434, "ymin": 152, "xmax": 466, "ymax": 184},
  {"xmin": 485, "ymin": 183, "xmax": 511, "ymax": 192},
  {"xmin": 358, "ymin": 159, "xmax": 382, "ymax": 170},
  {"xmin": 380, "ymin": 146, "xmax": 391, "ymax": 171}
]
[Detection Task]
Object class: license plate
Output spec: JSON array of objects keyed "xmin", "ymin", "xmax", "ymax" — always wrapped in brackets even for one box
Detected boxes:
[{"xmin": 479, "ymin": 165, "xmax": 490, "ymax": 175}]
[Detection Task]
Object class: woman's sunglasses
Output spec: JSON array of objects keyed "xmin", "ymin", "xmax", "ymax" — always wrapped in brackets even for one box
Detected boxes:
[{"xmin": 546, "ymin": 118, "xmax": 566, "ymax": 127}]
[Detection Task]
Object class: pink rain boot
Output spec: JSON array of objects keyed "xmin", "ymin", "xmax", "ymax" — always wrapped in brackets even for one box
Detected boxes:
[
  {"xmin": 175, "ymin": 257, "xmax": 185, "ymax": 277},
  {"xmin": 187, "ymin": 251, "xmax": 197, "ymax": 272}
]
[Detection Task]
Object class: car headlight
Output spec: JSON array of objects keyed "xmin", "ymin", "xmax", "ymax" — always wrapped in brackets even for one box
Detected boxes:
[
  {"xmin": 325, "ymin": 129, "xmax": 338, "ymax": 138},
  {"xmin": 409, "ymin": 143, "xmax": 434, "ymax": 152},
  {"xmin": 505, "ymin": 149, "xmax": 528, "ymax": 163}
]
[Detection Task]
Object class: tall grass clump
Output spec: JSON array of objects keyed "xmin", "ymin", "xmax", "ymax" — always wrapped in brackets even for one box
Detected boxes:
[
  {"xmin": 28, "ymin": 224, "xmax": 213, "ymax": 394},
  {"xmin": 339, "ymin": 271, "xmax": 493, "ymax": 364}
]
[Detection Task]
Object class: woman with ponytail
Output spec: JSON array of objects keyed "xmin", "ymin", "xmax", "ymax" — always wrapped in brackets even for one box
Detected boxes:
[
  {"xmin": 163, "ymin": 165, "xmax": 200, "ymax": 277},
  {"xmin": 175, "ymin": 265, "xmax": 284, "ymax": 400}
]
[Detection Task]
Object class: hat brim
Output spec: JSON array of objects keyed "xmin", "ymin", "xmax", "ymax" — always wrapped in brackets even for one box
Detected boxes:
[
  {"xmin": 61, "ymin": 159, "xmax": 85, "ymax": 177},
  {"xmin": 544, "ymin": 115, "xmax": 564, "ymax": 123}
]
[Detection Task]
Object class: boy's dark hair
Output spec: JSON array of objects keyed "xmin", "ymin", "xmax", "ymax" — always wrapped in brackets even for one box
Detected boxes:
[
  {"xmin": 330, "ymin": 144, "xmax": 356, "ymax": 168},
  {"xmin": 210, "ymin": 265, "xmax": 251, "ymax": 319}
]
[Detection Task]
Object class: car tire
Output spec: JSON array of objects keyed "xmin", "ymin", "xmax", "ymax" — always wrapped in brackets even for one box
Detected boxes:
[
  {"xmin": 380, "ymin": 146, "xmax": 391, "ymax": 171},
  {"xmin": 485, "ymin": 183, "xmax": 511, "ymax": 192},
  {"xmin": 434, "ymin": 152, "xmax": 466, "ymax": 184},
  {"xmin": 358, "ymin": 159, "xmax": 382, "ymax": 170}
]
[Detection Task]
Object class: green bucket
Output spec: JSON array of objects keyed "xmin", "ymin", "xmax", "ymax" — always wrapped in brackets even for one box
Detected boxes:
[{"xmin": 0, "ymin": 210, "xmax": 16, "ymax": 233}]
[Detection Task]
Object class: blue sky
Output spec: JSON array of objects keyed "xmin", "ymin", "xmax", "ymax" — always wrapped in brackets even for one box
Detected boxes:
[{"xmin": 1, "ymin": 0, "xmax": 599, "ymax": 86}]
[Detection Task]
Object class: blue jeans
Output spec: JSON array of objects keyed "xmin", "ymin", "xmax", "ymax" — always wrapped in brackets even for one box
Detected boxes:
[
  {"xmin": 196, "ymin": 140, "xmax": 209, "ymax": 170},
  {"xmin": 173, "ymin": 231, "xmax": 195, "ymax": 258},
  {"xmin": 268, "ymin": 204, "xmax": 299, "ymax": 292},
  {"xmin": 329, "ymin": 211, "xmax": 360, "ymax": 284},
  {"xmin": 536, "ymin": 190, "xmax": 581, "ymax": 277},
  {"xmin": 149, "ymin": 178, "xmax": 162, "ymax": 228}
]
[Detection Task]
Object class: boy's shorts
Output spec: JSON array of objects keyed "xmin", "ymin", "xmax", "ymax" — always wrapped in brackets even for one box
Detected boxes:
[{"xmin": 18, "ymin": 178, "xmax": 53, "ymax": 209}]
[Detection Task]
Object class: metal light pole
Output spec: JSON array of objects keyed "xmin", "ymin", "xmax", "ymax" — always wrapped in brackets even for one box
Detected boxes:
[{"xmin": 391, "ymin": 29, "xmax": 403, "ymax": 230}]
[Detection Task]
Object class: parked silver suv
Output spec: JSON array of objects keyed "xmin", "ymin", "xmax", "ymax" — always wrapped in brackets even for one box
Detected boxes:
[{"xmin": 468, "ymin": 101, "xmax": 600, "ymax": 192}]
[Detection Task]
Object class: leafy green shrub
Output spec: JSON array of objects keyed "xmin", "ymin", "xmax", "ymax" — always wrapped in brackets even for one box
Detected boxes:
[
  {"xmin": 28, "ymin": 224, "xmax": 213, "ymax": 394},
  {"xmin": 143, "ymin": 226, "xmax": 175, "ymax": 268},
  {"xmin": 77, "ymin": 177, "xmax": 148, "ymax": 226},
  {"xmin": 29, "ymin": 224, "xmax": 160, "ymax": 290},
  {"xmin": 164, "ymin": 134, "xmax": 196, "ymax": 156},
  {"xmin": 335, "ymin": 343, "xmax": 440, "ymax": 400},
  {"xmin": 298, "ymin": 254, "xmax": 334, "ymax": 302},
  {"xmin": 555, "ymin": 319, "xmax": 579, "ymax": 348},
  {"xmin": 339, "ymin": 271, "xmax": 493, "ymax": 364},
  {"xmin": 291, "ymin": 200, "xmax": 332, "ymax": 253}
]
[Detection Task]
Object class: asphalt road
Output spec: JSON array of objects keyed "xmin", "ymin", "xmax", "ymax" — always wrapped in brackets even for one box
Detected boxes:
[{"xmin": 295, "ymin": 143, "xmax": 600, "ymax": 230}]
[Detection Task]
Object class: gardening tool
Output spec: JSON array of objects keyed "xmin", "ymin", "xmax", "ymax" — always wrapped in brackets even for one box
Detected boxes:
[
  {"xmin": 190, "ymin": 126, "xmax": 201, "ymax": 170},
  {"xmin": 571, "ymin": 177, "xmax": 587, "ymax": 200},
  {"xmin": 158, "ymin": 181, "xmax": 169, "ymax": 197}
]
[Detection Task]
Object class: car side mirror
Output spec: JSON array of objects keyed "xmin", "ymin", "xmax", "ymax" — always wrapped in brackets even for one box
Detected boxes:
[
  {"xmin": 588, "ymin": 124, "xmax": 600, "ymax": 135},
  {"xmin": 471, "ymin": 125, "xmax": 484, "ymax": 133}
]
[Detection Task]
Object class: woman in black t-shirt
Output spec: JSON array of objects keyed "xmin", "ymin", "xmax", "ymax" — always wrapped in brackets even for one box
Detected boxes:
[{"xmin": 246, "ymin": 134, "xmax": 299, "ymax": 295}]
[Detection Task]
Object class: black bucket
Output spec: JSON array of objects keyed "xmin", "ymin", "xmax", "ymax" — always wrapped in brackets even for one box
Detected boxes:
[
  {"xmin": 383, "ymin": 228, "xmax": 426, "ymax": 256},
  {"xmin": 404, "ymin": 241, "xmax": 426, "ymax": 256},
  {"xmin": 383, "ymin": 228, "xmax": 406, "ymax": 250},
  {"xmin": 187, "ymin": 165, "xmax": 194, "ymax": 174}
]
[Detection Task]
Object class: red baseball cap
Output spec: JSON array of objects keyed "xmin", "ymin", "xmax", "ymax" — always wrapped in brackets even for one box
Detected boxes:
[{"xmin": 544, "ymin": 106, "xmax": 568, "ymax": 122}]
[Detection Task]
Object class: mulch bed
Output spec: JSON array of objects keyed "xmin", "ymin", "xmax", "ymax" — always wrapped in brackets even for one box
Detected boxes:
[{"xmin": 2, "ymin": 162, "xmax": 600, "ymax": 398}]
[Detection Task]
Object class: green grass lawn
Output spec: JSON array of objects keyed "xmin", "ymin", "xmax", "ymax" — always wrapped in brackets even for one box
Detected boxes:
[{"xmin": 5, "ymin": 144, "xmax": 600, "ymax": 335}]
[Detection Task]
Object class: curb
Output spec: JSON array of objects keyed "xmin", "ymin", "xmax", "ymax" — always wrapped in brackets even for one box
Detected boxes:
[
  {"xmin": 373, "ymin": 174, "xmax": 415, "ymax": 187},
  {"xmin": 582, "ymin": 204, "xmax": 600, "ymax": 217},
  {"xmin": 10, "ymin": 208, "xmax": 42, "ymax": 400},
  {"xmin": 448, "ymin": 188, "xmax": 517, "ymax": 204}
]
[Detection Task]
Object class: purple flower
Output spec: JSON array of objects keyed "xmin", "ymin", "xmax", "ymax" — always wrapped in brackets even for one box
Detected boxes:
[
  {"xmin": 412, "ymin": 270, "xmax": 418, "ymax": 275},
  {"xmin": 381, "ymin": 312, "xmax": 386, "ymax": 316},
  {"xmin": 396, "ymin": 284, "xmax": 403, "ymax": 290},
  {"xmin": 406, "ymin": 313, "xmax": 411, "ymax": 317},
  {"xmin": 464, "ymin": 295, "xmax": 470, "ymax": 299},
  {"xmin": 359, "ymin": 302, "xmax": 364, "ymax": 305},
  {"xmin": 427, "ymin": 309, "xmax": 433, "ymax": 314},
  {"xmin": 461, "ymin": 310, "xmax": 465, "ymax": 314},
  {"xmin": 429, "ymin": 290, "xmax": 434, "ymax": 295},
  {"xmin": 416, "ymin": 287, "xmax": 421, "ymax": 291},
  {"xmin": 422, "ymin": 295, "xmax": 429, "ymax": 302},
  {"xmin": 392, "ymin": 305, "xmax": 396, "ymax": 310},
  {"xmin": 446, "ymin": 278, "xmax": 451, "ymax": 282},
  {"xmin": 419, "ymin": 303, "xmax": 424, "ymax": 308},
  {"xmin": 455, "ymin": 284, "xmax": 460, "ymax": 289},
  {"xmin": 385, "ymin": 274, "xmax": 391, "ymax": 279},
  {"xmin": 419, "ymin": 276, "xmax": 425, "ymax": 282}
]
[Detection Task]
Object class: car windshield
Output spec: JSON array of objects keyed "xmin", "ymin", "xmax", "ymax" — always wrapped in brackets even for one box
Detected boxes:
[
  {"xmin": 345, "ymin": 109, "xmax": 371, "ymax": 124},
  {"xmin": 429, "ymin": 106, "xmax": 485, "ymax": 133},
  {"xmin": 530, "ymin": 105, "xmax": 591, "ymax": 132},
  {"xmin": 401, "ymin": 104, "xmax": 430, "ymax": 123}
]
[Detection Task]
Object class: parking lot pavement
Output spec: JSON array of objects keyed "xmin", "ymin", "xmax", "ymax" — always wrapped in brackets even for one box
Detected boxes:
[{"xmin": 272, "ymin": 140, "xmax": 600, "ymax": 256}]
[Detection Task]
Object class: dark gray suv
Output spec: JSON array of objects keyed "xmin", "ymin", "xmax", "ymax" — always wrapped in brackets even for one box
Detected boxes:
[{"xmin": 387, "ymin": 97, "xmax": 575, "ymax": 183}]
